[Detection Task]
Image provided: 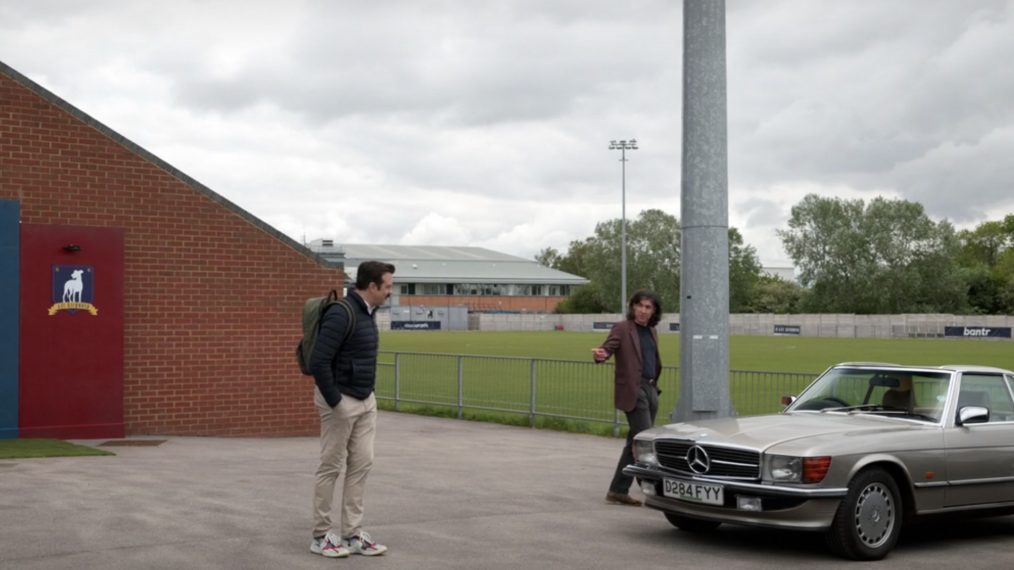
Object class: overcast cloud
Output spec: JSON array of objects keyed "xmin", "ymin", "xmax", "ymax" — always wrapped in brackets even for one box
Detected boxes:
[{"xmin": 2, "ymin": 0, "xmax": 1012, "ymax": 266}]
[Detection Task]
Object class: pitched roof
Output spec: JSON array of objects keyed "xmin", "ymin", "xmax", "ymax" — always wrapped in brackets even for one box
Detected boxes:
[
  {"xmin": 308, "ymin": 242, "xmax": 588, "ymax": 285},
  {"xmin": 0, "ymin": 60, "xmax": 335, "ymax": 269}
]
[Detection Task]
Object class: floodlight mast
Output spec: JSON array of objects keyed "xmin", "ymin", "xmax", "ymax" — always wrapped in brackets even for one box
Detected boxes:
[{"xmin": 609, "ymin": 138, "xmax": 637, "ymax": 312}]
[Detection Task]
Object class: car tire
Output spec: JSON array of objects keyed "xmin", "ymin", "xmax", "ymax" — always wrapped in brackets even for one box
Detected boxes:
[
  {"xmin": 826, "ymin": 467, "xmax": 902, "ymax": 561},
  {"xmin": 664, "ymin": 513, "xmax": 721, "ymax": 533}
]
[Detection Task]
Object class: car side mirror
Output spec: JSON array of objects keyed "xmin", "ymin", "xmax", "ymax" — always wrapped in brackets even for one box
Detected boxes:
[
  {"xmin": 957, "ymin": 406, "xmax": 990, "ymax": 426},
  {"xmin": 780, "ymin": 395, "xmax": 796, "ymax": 407}
]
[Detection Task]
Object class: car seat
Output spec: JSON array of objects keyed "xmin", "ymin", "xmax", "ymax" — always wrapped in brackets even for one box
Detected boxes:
[{"xmin": 881, "ymin": 375, "xmax": 914, "ymax": 411}]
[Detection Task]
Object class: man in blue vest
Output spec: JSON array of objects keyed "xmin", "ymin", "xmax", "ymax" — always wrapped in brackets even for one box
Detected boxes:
[{"xmin": 309, "ymin": 260, "xmax": 395, "ymax": 558}]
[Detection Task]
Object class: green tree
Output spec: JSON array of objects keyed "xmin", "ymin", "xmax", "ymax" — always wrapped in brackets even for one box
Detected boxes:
[
  {"xmin": 554, "ymin": 283, "xmax": 608, "ymax": 313},
  {"xmin": 551, "ymin": 209, "xmax": 679, "ymax": 312},
  {"xmin": 747, "ymin": 274, "xmax": 806, "ymax": 314},
  {"xmin": 956, "ymin": 215, "xmax": 1014, "ymax": 314},
  {"xmin": 551, "ymin": 209, "xmax": 763, "ymax": 313},
  {"xmin": 728, "ymin": 228, "xmax": 762, "ymax": 312},
  {"xmin": 626, "ymin": 209, "xmax": 682, "ymax": 312},
  {"xmin": 777, "ymin": 194, "xmax": 965, "ymax": 314},
  {"xmin": 534, "ymin": 247, "xmax": 562, "ymax": 268}
]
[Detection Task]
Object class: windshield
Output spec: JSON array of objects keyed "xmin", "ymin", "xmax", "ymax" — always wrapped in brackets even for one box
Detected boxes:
[{"xmin": 787, "ymin": 367, "xmax": 951, "ymax": 423}]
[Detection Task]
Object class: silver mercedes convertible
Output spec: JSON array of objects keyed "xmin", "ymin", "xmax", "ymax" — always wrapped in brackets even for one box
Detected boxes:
[{"xmin": 623, "ymin": 363, "xmax": 1014, "ymax": 560}]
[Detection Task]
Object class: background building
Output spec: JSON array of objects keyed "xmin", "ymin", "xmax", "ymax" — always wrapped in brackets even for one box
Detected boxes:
[
  {"xmin": 1, "ymin": 61, "xmax": 340, "ymax": 438},
  {"xmin": 309, "ymin": 241, "xmax": 588, "ymax": 313}
]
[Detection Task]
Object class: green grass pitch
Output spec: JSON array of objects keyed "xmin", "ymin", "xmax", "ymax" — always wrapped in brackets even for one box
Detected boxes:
[
  {"xmin": 375, "ymin": 331, "xmax": 1014, "ymax": 435},
  {"xmin": 380, "ymin": 330, "xmax": 1014, "ymax": 372}
]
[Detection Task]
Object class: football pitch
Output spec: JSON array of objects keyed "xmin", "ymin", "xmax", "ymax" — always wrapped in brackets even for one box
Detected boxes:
[
  {"xmin": 375, "ymin": 331, "xmax": 1014, "ymax": 434},
  {"xmin": 380, "ymin": 330, "xmax": 1014, "ymax": 372}
]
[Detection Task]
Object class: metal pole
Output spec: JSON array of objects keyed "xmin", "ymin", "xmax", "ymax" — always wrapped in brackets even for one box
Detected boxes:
[
  {"xmin": 609, "ymin": 139, "xmax": 637, "ymax": 312},
  {"xmin": 673, "ymin": 0, "xmax": 733, "ymax": 422},
  {"xmin": 457, "ymin": 355, "xmax": 464, "ymax": 419},
  {"xmin": 621, "ymin": 146, "xmax": 627, "ymax": 312},
  {"xmin": 394, "ymin": 353, "xmax": 401, "ymax": 412},
  {"xmin": 529, "ymin": 359, "xmax": 537, "ymax": 428}
]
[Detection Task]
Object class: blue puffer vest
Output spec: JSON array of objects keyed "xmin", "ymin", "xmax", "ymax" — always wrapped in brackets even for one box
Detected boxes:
[{"xmin": 309, "ymin": 289, "xmax": 379, "ymax": 405}]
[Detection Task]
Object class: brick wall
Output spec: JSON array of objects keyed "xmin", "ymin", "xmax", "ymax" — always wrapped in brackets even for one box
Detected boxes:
[{"xmin": 1, "ymin": 66, "xmax": 342, "ymax": 436}]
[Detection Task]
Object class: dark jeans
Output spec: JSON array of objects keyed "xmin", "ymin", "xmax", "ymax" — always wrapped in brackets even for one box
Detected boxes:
[{"xmin": 609, "ymin": 380, "xmax": 659, "ymax": 494}]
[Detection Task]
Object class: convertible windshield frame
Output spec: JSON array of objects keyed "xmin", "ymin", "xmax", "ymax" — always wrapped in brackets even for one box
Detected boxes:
[{"xmin": 786, "ymin": 366, "xmax": 953, "ymax": 425}]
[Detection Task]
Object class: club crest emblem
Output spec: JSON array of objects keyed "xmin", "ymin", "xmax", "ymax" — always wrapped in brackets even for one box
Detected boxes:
[{"xmin": 48, "ymin": 265, "xmax": 98, "ymax": 316}]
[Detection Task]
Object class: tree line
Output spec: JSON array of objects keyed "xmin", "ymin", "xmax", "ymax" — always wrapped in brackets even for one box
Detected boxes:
[{"xmin": 536, "ymin": 195, "xmax": 1014, "ymax": 315}]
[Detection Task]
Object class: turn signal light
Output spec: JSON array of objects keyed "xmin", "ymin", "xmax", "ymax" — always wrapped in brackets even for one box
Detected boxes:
[{"xmin": 802, "ymin": 457, "xmax": 832, "ymax": 483}]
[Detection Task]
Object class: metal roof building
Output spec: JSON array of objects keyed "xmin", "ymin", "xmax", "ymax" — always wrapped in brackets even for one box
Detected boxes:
[{"xmin": 307, "ymin": 241, "xmax": 588, "ymax": 313}]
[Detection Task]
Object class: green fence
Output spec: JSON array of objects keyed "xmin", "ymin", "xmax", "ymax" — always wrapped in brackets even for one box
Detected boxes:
[{"xmin": 377, "ymin": 351, "xmax": 817, "ymax": 435}]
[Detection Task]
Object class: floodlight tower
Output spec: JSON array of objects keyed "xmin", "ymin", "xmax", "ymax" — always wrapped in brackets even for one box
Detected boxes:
[{"xmin": 609, "ymin": 138, "xmax": 637, "ymax": 312}]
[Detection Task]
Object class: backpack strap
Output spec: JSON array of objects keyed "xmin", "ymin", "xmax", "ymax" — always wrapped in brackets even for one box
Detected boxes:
[{"xmin": 331, "ymin": 299, "xmax": 357, "ymax": 345}]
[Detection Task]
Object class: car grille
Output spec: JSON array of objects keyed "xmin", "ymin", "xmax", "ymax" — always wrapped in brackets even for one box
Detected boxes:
[{"xmin": 654, "ymin": 440, "xmax": 760, "ymax": 480}]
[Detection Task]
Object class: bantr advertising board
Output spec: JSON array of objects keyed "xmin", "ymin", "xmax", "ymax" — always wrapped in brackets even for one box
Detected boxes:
[
  {"xmin": 391, "ymin": 321, "xmax": 441, "ymax": 330},
  {"xmin": 943, "ymin": 326, "xmax": 1012, "ymax": 339}
]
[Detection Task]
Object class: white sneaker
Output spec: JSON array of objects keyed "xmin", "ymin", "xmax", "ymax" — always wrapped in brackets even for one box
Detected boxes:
[
  {"xmin": 343, "ymin": 531, "xmax": 388, "ymax": 556},
  {"xmin": 310, "ymin": 532, "xmax": 350, "ymax": 558}
]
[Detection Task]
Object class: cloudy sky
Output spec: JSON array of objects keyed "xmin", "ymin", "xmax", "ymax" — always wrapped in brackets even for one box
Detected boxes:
[{"xmin": 2, "ymin": 0, "xmax": 1012, "ymax": 266}]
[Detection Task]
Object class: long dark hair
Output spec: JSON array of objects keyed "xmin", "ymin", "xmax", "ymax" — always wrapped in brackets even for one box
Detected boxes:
[{"xmin": 626, "ymin": 290, "xmax": 661, "ymax": 327}]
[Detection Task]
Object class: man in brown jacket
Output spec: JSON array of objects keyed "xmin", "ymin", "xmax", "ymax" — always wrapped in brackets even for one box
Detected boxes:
[{"xmin": 592, "ymin": 290, "xmax": 663, "ymax": 506}]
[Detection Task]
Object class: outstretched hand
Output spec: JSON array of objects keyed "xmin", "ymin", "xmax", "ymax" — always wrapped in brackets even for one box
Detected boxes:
[{"xmin": 591, "ymin": 347, "xmax": 608, "ymax": 363}]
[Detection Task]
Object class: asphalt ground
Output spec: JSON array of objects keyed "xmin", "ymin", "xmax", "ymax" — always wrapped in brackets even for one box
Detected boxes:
[{"xmin": 2, "ymin": 411, "xmax": 1013, "ymax": 569}]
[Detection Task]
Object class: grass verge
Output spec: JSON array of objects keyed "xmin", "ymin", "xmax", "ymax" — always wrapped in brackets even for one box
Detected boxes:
[
  {"xmin": 377, "ymin": 399, "xmax": 625, "ymax": 438},
  {"xmin": 0, "ymin": 439, "xmax": 114, "ymax": 459}
]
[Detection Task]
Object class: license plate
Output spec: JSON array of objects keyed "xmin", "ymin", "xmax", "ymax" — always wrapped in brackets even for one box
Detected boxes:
[{"xmin": 663, "ymin": 477, "xmax": 724, "ymax": 505}]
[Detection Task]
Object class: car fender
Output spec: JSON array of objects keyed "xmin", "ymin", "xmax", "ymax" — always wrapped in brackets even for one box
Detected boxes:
[
  {"xmin": 840, "ymin": 453, "xmax": 915, "ymax": 512},
  {"xmin": 846, "ymin": 453, "xmax": 912, "ymax": 483}
]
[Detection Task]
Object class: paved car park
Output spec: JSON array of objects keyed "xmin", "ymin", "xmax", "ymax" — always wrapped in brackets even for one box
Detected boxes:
[{"xmin": 2, "ymin": 411, "xmax": 1013, "ymax": 569}]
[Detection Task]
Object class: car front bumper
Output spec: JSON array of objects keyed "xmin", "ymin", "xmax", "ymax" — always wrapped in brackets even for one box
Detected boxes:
[{"xmin": 623, "ymin": 464, "xmax": 849, "ymax": 530}]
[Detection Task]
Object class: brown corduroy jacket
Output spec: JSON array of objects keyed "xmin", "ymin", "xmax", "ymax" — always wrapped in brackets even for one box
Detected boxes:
[{"xmin": 595, "ymin": 319, "xmax": 662, "ymax": 412}]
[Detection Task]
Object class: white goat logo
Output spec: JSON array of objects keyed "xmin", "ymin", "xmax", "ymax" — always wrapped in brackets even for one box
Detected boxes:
[{"xmin": 63, "ymin": 269, "xmax": 84, "ymax": 303}]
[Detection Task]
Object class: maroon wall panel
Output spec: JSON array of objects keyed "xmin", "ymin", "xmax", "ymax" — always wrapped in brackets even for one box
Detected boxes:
[{"xmin": 20, "ymin": 224, "xmax": 124, "ymax": 438}]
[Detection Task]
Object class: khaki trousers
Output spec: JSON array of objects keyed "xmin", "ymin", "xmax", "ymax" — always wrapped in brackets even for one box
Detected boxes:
[{"xmin": 312, "ymin": 387, "xmax": 377, "ymax": 538}]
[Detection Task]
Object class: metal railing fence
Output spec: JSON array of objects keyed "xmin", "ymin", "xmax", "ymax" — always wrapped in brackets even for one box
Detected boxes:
[{"xmin": 377, "ymin": 351, "xmax": 817, "ymax": 435}]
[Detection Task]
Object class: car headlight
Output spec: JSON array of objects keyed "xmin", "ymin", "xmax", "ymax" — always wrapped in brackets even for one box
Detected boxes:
[
  {"xmin": 768, "ymin": 455, "xmax": 802, "ymax": 482},
  {"xmin": 634, "ymin": 439, "xmax": 657, "ymax": 465},
  {"xmin": 767, "ymin": 455, "xmax": 832, "ymax": 483}
]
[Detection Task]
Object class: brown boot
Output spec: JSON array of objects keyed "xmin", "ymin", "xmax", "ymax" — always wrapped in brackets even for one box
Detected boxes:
[{"xmin": 605, "ymin": 491, "xmax": 642, "ymax": 506}]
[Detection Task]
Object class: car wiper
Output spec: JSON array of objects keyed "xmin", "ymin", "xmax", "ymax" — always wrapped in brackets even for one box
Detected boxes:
[
  {"xmin": 866, "ymin": 409, "xmax": 940, "ymax": 422},
  {"xmin": 821, "ymin": 405, "xmax": 940, "ymax": 422},
  {"xmin": 821, "ymin": 404, "xmax": 880, "ymax": 413}
]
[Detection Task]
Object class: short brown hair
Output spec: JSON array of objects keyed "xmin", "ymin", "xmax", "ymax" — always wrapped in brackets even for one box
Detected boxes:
[{"xmin": 355, "ymin": 260, "xmax": 395, "ymax": 290}]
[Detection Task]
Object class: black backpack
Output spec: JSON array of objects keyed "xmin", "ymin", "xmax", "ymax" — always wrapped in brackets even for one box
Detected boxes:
[{"xmin": 295, "ymin": 289, "xmax": 356, "ymax": 375}]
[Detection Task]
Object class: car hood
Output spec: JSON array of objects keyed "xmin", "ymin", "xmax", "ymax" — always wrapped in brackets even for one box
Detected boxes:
[{"xmin": 644, "ymin": 412, "xmax": 931, "ymax": 453}]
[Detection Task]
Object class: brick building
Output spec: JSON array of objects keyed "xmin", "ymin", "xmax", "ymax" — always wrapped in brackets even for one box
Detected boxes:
[
  {"xmin": 309, "ymin": 241, "xmax": 588, "ymax": 314},
  {"xmin": 0, "ymin": 61, "xmax": 342, "ymax": 438}
]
